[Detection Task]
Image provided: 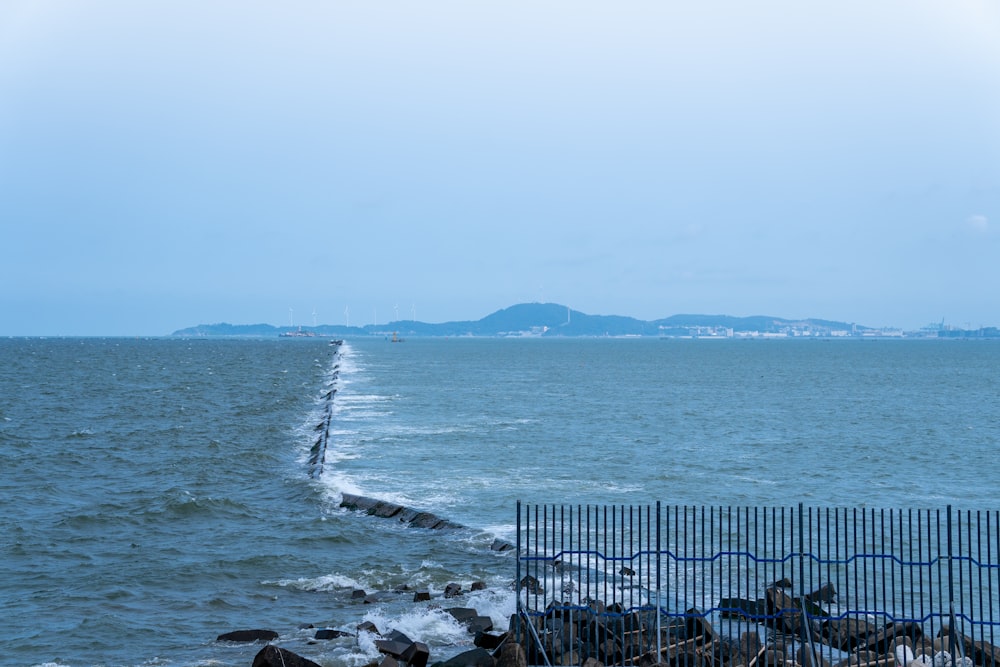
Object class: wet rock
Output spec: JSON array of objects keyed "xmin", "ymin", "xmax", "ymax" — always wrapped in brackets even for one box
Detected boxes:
[
  {"xmin": 466, "ymin": 616, "xmax": 495, "ymax": 635},
  {"xmin": 216, "ymin": 629, "xmax": 278, "ymax": 642},
  {"xmin": 315, "ymin": 628, "xmax": 351, "ymax": 640},
  {"xmin": 491, "ymin": 538, "xmax": 515, "ymax": 552},
  {"xmin": 496, "ymin": 642, "xmax": 527, "ymax": 667},
  {"xmin": 341, "ymin": 493, "xmax": 378, "ymax": 512},
  {"xmin": 251, "ymin": 645, "xmax": 321, "ymax": 667},
  {"xmin": 438, "ymin": 647, "xmax": 496, "ymax": 667},
  {"xmin": 386, "ymin": 629, "xmax": 413, "ymax": 645},
  {"xmin": 444, "ymin": 583, "xmax": 463, "ymax": 598},
  {"xmin": 375, "ymin": 639, "xmax": 411, "ymax": 658},
  {"xmin": 684, "ymin": 608, "xmax": 715, "ymax": 642},
  {"xmin": 823, "ymin": 617, "xmax": 878, "ymax": 652},
  {"xmin": 719, "ymin": 597, "xmax": 766, "ymax": 621},
  {"xmin": 738, "ymin": 631, "xmax": 763, "ymax": 666},
  {"xmin": 518, "ymin": 575, "xmax": 543, "ymax": 595},
  {"xmin": 403, "ymin": 641, "xmax": 430, "ymax": 667},
  {"xmin": 475, "ymin": 631, "xmax": 506, "ymax": 650},
  {"xmin": 410, "ymin": 512, "xmax": 447, "ymax": 529},
  {"xmin": 358, "ymin": 620, "xmax": 381, "ymax": 635},
  {"xmin": 765, "ymin": 587, "xmax": 803, "ymax": 634},
  {"xmin": 446, "ymin": 607, "xmax": 479, "ymax": 625},
  {"xmin": 414, "ymin": 590, "xmax": 431, "ymax": 602},
  {"xmin": 370, "ymin": 501, "xmax": 404, "ymax": 519},
  {"xmin": 805, "ymin": 583, "xmax": 837, "ymax": 604}
]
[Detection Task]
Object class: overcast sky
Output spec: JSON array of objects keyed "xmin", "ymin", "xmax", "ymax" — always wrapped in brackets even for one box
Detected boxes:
[{"xmin": 2, "ymin": 1, "xmax": 998, "ymax": 335}]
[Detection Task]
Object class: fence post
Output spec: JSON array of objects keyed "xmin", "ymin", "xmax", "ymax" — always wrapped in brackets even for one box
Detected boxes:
[
  {"xmin": 656, "ymin": 500, "xmax": 662, "ymax": 661},
  {"xmin": 947, "ymin": 505, "xmax": 959, "ymax": 661},
  {"xmin": 516, "ymin": 499, "xmax": 522, "ymax": 648}
]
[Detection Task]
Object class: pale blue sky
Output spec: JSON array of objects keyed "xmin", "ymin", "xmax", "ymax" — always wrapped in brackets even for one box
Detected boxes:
[{"xmin": 2, "ymin": 1, "xmax": 998, "ymax": 335}]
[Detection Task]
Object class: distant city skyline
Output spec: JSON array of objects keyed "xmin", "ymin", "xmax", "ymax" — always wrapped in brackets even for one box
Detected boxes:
[{"xmin": 1, "ymin": 1, "xmax": 998, "ymax": 336}]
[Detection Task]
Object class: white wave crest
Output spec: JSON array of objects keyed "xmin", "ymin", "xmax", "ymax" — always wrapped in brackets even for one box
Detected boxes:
[{"xmin": 264, "ymin": 572, "xmax": 362, "ymax": 592}]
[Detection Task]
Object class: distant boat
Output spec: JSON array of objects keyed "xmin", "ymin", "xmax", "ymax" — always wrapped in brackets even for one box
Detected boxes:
[
  {"xmin": 280, "ymin": 327, "xmax": 316, "ymax": 338},
  {"xmin": 391, "ymin": 331, "xmax": 404, "ymax": 343}
]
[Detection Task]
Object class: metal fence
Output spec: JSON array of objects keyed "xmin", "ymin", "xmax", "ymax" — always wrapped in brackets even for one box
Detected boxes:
[{"xmin": 514, "ymin": 503, "xmax": 1000, "ymax": 667}]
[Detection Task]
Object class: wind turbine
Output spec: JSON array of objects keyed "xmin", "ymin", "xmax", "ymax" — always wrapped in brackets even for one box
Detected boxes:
[
  {"xmin": 411, "ymin": 304, "xmax": 416, "ymax": 321},
  {"xmin": 289, "ymin": 307, "xmax": 294, "ymax": 328},
  {"xmin": 312, "ymin": 307, "xmax": 317, "ymax": 328},
  {"xmin": 394, "ymin": 303, "xmax": 399, "ymax": 322},
  {"xmin": 344, "ymin": 306, "xmax": 350, "ymax": 328}
]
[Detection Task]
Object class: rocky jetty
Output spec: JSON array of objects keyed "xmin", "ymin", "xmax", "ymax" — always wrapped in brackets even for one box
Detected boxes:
[
  {"xmin": 337, "ymin": 491, "xmax": 517, "ymax": 551},
  {"xmin": 217, "ymin": 576, "xmax": 1000, "ymax": 667}
]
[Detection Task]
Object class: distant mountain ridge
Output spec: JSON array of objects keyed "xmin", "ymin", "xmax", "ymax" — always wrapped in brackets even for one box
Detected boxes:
[{"xmin": 171, "ymin": 303, "xmax": 876, "ymax": 338}]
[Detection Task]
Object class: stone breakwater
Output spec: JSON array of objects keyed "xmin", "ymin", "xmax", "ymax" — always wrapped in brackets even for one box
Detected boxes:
[
  {"xmin": 338, "ymin": 492, "xmax": 516, "ymax": 552},
  {"xmin": 502, "ymin": 578, "xmax": 1000, "ymax": 667},
  {"xmin": 215, "ymin": 559, "xmax": 1000, "ymax": 667}
]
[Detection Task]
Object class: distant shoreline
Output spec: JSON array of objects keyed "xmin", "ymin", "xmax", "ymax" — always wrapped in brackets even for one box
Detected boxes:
[{"xmin": 168, "ymin": 302, "xmax": 999, "ymax": 340}]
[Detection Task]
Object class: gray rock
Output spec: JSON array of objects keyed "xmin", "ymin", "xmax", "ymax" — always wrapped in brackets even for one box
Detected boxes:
[
  {"xmin": 357, "ymin": 620, "xmax": 381, "ymax": 635},
  {"xmin": 251, "ymin": 645, "xmax": 321, "ymax": 667},
  {"xmin": 403, "ymin": 641, "xmax": 430, "ymax": 667},
  {"xmin": 496, "ymin": 643, "xmax": 526, "ymax": 667},
  {"xmin": 438, "ymin": 647, "xmax": 496, "ymax": 667},
  {"xmin": 216, "ymin": 629, "xmax": 278, "ymax": 643},
  {"xmin": 805, "ymin": 582, "xmax": 837, "ymax": 603}
]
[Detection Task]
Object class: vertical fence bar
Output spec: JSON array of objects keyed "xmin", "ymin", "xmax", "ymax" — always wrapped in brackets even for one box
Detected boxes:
[
  {"xmin": 949, "ymin": 505, "xmax": 958, "ymax": 659},
  {"xmin": 991, "ymin": 510, "xmax": 997, "ymax": 667},
  {"xmin": 516, "ymin": 499, "xmax": 522, "ymax": 647},
  {"xmin": 656, "ymin": 500, "xmax": 662, "ymax": 661}
]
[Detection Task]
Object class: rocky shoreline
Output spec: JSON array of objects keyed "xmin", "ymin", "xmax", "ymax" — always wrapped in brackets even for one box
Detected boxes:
[{"xmin": 215, "ymin": 568, "xmax": 1000, "ymax": 667}]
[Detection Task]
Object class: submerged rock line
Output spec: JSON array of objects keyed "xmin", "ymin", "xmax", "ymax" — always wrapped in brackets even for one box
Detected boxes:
[{"xmin": 308, "ymin": 340, "xmax": 342, "ymax": 476}]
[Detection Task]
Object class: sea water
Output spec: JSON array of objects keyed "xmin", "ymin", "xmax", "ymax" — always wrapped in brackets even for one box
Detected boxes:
[{"xmin": 1, "ymin": 336, "xmax": 997, "ymax": 666}]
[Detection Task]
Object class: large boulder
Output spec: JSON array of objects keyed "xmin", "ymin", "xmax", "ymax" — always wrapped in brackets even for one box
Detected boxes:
[
  {"xmin": 403, "ymin": 641, "xmax": 430, "ymax": 667},
  {"xmin": 496, "ymin": 642, "xmax": 527, "ymax": 667},
  {"xmin": 251, "ymin": 645, "xmax": 321, "ymax": 667},
  {"xmin": 765, "ymin": 587, "xmax": 802, "ymax": 635},
  {"xmin": 822, "ymin": 618, "xmax": 878, "ymax": 651}
]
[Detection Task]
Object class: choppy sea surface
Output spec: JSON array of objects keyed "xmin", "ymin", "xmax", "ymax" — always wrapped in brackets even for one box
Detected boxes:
[{"xmin": 1, "ymin": 336, "xmax": 997, "ymax": 667}]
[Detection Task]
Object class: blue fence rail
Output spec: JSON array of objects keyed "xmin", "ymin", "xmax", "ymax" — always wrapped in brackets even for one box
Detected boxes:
[{"xmin": 514, "ymin": 503, "xmax": 1000, "ymax": 667}]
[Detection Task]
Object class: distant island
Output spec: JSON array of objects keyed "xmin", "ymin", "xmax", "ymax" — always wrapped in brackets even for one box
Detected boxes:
[{"xmin": 170, "ymin": 303, "xmax": 999, "ymax": 339}]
